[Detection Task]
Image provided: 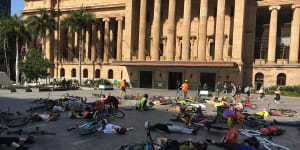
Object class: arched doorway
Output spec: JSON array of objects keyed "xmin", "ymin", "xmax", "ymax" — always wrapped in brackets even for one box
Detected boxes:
[{"xmin": 255, "ymin": 73, "xmax": 264, "ymax": 90}]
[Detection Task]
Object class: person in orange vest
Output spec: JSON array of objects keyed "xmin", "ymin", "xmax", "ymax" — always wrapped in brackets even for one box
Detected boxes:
[
  {"xmin": 120, "ymin": 78, "xmax": 126, "ymax": 97},
  {"xmin": 181, "ymin": 80, "xmax": 189, "ymax": 100}
]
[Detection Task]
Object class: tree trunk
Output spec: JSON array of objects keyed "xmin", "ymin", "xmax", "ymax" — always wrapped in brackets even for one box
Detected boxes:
[
  {"xmin": 16, "ymin": 36, "xmax": 20, "ymax": 85},
  {"xmin": 3, "ymin": 39, "xmax": 10, "ymax": 78},
  {"xmin": 43, "ymin": 36, "xmax": 46, "ymax": 59}
]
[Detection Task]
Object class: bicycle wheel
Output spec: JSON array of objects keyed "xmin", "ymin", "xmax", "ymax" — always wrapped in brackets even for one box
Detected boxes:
[
  {"xmin": 111, "ymin": 109, "xmax": 125, "ymax": 118},
  {"xmin": 93, "ymin": 110, "xmax": 109, "ymax": 121},
  {"xmin": 8, "ymin": 118, "xmax": 28, "ymax": 127}
]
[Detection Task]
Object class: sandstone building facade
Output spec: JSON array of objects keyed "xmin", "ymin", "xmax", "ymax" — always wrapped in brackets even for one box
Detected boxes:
[{"xmin": 21, "ymin": 0, "xmax": 300, "ymax": 90}]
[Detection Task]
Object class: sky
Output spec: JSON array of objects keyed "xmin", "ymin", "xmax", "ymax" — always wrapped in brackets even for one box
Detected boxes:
[{"xmin": 11, "ymin": 0, "xmax": 25, "ymax": 16}]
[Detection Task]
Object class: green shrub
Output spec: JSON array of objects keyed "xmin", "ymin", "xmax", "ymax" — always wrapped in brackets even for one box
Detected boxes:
[{"xmin": 265, "ymin": 85, "xmax": 300, "ymax": 97}]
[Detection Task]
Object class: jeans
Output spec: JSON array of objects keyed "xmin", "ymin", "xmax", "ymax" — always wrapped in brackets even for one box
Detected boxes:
[
  {"xmin": 274, "ymin": 94, "xmax": 280, "ymax": 101},
  {"xmin": 276, "ymin": 121, "xmax": 300, "ymax": 127},
  {"xmin": 167, "ymin": 125, "xmax": 194, "ymax": 135},
  {"xmin": 176, "ymin": 88, "xmax": 181, "ymax": 97},
  {"xmin": 260, "ymin": 93, "xmax": 265, "ymax": 99}
]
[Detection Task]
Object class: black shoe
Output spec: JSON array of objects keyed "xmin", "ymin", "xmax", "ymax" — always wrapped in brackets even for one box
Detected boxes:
[
  {"xmin": 273, "ymin": 119, "xmax": 278, "ymax": 125},
  {"xmin": 205, "ymin": 139, "xmax": 215, "ymax": 144},
  {"xmin": 16, "ymin": 145, "xmax": 28, "ymax": 150},
  {"xmin": 24, "ymin": 136, "xmax": 34, "ymax": 144}
]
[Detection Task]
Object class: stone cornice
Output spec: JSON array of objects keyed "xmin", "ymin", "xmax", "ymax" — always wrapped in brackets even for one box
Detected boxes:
[
  {"xmin": 254, "ymin": 64, "xmax": 300, "ymax": 68},
  {"xmin": 21, "ymin": 3, "xmax": 125, "ymax": 15},
  {"xmin": 257, "ymin": 0, "xmax": 295, "ymax": 7},
  {"xmin": 269, "ymin": 6, "xmax": 281, "ymax": 11}
]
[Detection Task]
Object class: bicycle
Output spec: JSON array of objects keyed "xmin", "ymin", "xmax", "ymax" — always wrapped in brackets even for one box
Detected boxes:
[
  {"xmin": 7, "ymin": 113, "xmax": 59, "ymax": 128},
  {"xmin": 67, "ymin": 120, "xmax": 101, "ymax": 136},
  {"xmin": 119, "ymin": 126, "xmax": 164, "ymax": 150},
  {"xmin": 239, "ymin": 129, "xmax": 290, "ymax": 150},
  {"xmin": 93, "ymin": 103, "xmax": 125, "ymax": 121}
]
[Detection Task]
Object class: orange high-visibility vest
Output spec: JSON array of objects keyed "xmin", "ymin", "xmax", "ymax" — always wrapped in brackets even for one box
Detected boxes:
[
  {"xmin": 182, "ymin": 83, "xmax": 189, "ymax": 91},
  {"xmin": 120, "ymin": 80, "xmax": 125, "ymax": 88}
]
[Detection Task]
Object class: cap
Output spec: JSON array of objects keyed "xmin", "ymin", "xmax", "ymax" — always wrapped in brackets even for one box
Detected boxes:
[
  {"xmin": 122, "ymin": 78, "xmax": 126, "ymax": 80},
  {"xmin": 185, "ymin": 80, "xmax": 188, "ymax": 82}
]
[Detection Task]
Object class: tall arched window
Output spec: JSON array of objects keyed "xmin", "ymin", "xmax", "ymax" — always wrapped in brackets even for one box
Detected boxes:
[
  {"xmin": 255, "ymin": 73, "xmax": 264, "ymax": 90},
  {"xmin": 60, "ymin": 68, "xmax": 65, "ymax": 78},
  {"xmin": 108, "ymin": 69, "xmax": 113, "ymax": 79},
  {"xmin": 277, "ymin": 73, "xmax": 286, "ymax": 86},
  {"xmin": 83, "ymin": 69, "xmax": 88, "ymax": 78},
  {"xmin": 71, "ymin": 68, "xmax": 76, "ymax": 77},
  {"xmin": 95, "ymin": 69, "xmax": 100, "ymax": 78}
]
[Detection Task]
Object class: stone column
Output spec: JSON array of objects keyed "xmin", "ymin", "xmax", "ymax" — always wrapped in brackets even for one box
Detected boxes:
[
  {"xmin": 74, "ymin": 31, "xmax": 78, "ymax": 58},
  {"xmin": 289, "ymin": 5, "xmax": 300, "ymax": 64},
  {"xmin": 181, "ymin": 0, "xmax": 192, "ymax": 61},
  {"xmin": 67, "ymin": 27, "xmax": 74, "ymax": 61},
  {"xmin": 103, "ymin": 18, "xmax": 110, "ymax": 62},
  {"xmin": 85, "ymin": 30, "xmax": 90, "ymax": 61},
  {"xmin": 267, "ymin": 6, "xmax": 280, "ymax": 64},
  {"xmin": 232, "ymin": 0, "xmax": 246, "ymax": 63},
  {"xmin": 166, "ymin": 0, "xmax": 176, "ymax": 61},
  {"xmin": 91, "ymin": 25, "xmax": 97, "ymax": 61},
  {"xmin": 151, "ymin": 0, "xmax": 161, "ymax": 61},
  {"xmin": 215, "ymin": 0, "xmax": 226, "ymax": 61},
  {"xmin": 138, "ymin": 0, "xmax": 147, "ymax": 61},
  {"xmin": 116, "ymin": 17, "xmax": 124, "ymax": 61},
  {"xmin": 197, "ymin": 0, "xmax": 208, "ymax": 61}
]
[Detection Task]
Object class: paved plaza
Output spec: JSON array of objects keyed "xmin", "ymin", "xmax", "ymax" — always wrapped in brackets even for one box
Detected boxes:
[{"xmin": 0, "ymin": 88, "xmax": 300, "ymax": 150}]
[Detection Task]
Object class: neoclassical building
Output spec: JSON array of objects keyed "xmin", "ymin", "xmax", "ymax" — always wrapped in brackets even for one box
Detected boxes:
[{"xmin": 21, "ymin": 0, "xmax": 300, "ymax": 90}]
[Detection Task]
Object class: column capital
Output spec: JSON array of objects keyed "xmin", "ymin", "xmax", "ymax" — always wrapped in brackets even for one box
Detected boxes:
[
  {"xmin": 102, "ymin": 18, "xmax": 110, "ymax": 22},
  {"xmin": 269, "ymin": 6, "xmax": 281, "ymax": 11},
  {"xmin": 292, "ymin": 5, "xmax": 300, "ymax": 9},
  {"xmin": 116, "ymin": 16, "xmax": 124, "ymax": 21}
]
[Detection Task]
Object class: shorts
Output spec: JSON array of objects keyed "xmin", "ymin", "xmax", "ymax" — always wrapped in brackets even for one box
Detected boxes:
[
  {"xmin": 121, "ymin": 87, "xmax": 126, "ymax": 92},
  {"xmin": 183, "ymin": 91, "xmax": 187, "ymax": 95}
]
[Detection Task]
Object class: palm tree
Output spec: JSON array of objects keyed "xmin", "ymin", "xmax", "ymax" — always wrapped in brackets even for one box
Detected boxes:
[
  {"xmin": 26, "ymin": 9, "xmax": 56, "ymax": 59},
  {"xmin": 61, "ymin": 7, "xmax": 96, "ymax": 86},
  {"xmin": 0, "ymin": 17, "xmax": 13, "ymax": 78},
  {"xmin": 11, "ymin": 15, "xmax": 31, "ymax": 85}
]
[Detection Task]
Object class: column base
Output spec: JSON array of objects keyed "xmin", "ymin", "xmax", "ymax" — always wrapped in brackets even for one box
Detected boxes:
[
  {"xmin": 175, "ymin": 56, "xmax": 181, "ymax": 61},
  {"xmin": 289, "ymin": 60, "xmax": 299, "ymax": 64}
]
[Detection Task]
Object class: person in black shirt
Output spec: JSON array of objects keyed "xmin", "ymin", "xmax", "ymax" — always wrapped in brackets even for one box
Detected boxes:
[{"xmin": 144, "ymin": 121, "xmax": 197, "ymax": 135}]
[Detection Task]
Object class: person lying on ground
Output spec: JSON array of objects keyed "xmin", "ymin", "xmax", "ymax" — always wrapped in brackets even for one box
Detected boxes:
[
  {"xmin": 206, "ymin": 136, "xmax": 259, "ymax": 150},
  {"xmin": 136, "ymin": 94, "xmax": 152, "ymax": 111},
  {"xmin": 0, "ymin": 136, "xmax": 34, "ymax": 150},
  {"xmin": 97, "ymin": 119, "xmax": 133, "ymax": 134},
  {"xmin": 70, "ymin": 107, "xmax": 94, "ymax": 119},
  {"xmin": 171, "ymin": 106, "xmax": 204, "ymax": 126},
  {"xmin": 157, "ymin": 137, "xmax": 207, "ymax": 150},
  {"xmin": 96, "ymin": 95, "xmax": 120, "ymax": 109},
  {"xmin": 144, "ymin": 121, "xmax": 198, "ymax": 135},
  {"xmin": 29, "ymin": 112, "xmax": 60, "ymax": 123}
]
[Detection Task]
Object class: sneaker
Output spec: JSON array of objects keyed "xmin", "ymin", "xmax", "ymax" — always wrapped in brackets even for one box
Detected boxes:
[
  {"xmin": 16, "ymin": 145, "xmax": 28, "ymax": 150},
  {"xmin": 24, "ymin": 136, "xmax": 34, "ymax": 144}
]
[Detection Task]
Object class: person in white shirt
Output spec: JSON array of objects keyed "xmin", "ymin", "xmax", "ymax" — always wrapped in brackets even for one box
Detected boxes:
[{"xmin": 97, "ymin": 119, "xmax": 133, "ymax": 134}]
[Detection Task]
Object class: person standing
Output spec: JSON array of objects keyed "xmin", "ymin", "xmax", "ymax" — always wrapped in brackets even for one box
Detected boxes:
[
  {"xmin": 231, "ymin": 82, "xmax": 236, "ymax": 103},
  {"xmin": 223, "ymin": 82, "xmax": 228, "ymax": 94},
  {"xmin": 120, "ymin": 78, "xmax": 126, "ymax": 97},
  {"xmin": 245, "ymin": 85, "xmax": 250, "ymax": 97},
  {"xmin": 62, "ymin": 78, "xmax": 66, "ymax": 88},
  {"xmin": 197, "ymin": 82, "xmax": 202, "ymax": 97},
  {"xmin": 274, "ymin": 87, "xmax": 281, "ymax": 104},
  {"xmin": 215, "ymin": 81, "xmax": 221, "ymax": 97},
  {"xmin": 181, "ymin": 80, "xmax": 189, "ymax": 100},
  {"xmin": 176, "ymin": 80, "xmax": 181, "ymax": 97},
  {"xmin": 236, "ymin": 84, "xmax": 242, "ymax": 103},
  {"xmin": 258, "ymin": 86, "xmax": 265, "ymax": 101}
]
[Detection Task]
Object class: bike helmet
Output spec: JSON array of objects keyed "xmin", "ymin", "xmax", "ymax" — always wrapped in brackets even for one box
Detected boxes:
[{"xmin": 143, "ymin": 94, "xmax": 149, "ymax": 98}]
